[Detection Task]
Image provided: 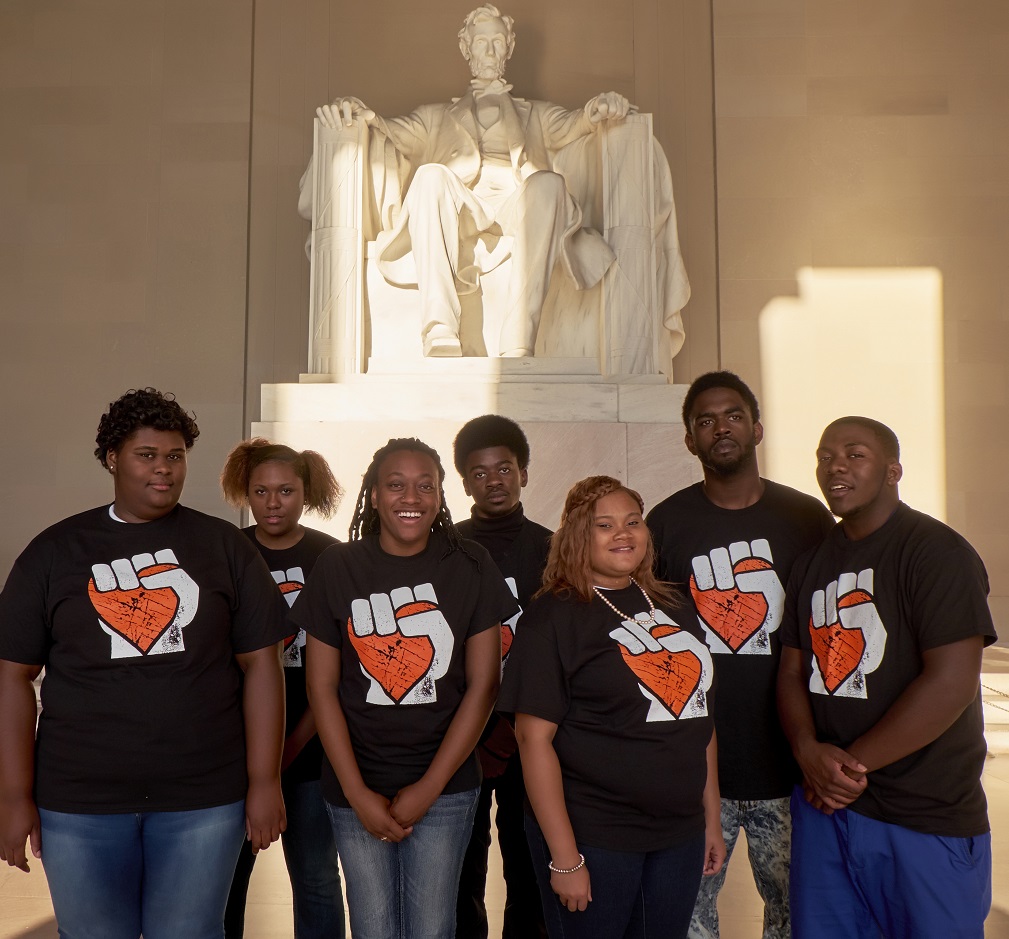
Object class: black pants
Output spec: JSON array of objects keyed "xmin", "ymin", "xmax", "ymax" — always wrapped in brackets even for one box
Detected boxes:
[{"xmin": 455, "ymin": 753, "xmax": 548, "ymax": 939}]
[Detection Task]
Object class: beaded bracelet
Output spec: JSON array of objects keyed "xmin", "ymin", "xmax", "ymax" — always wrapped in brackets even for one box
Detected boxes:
[{"xmin": 548, "ymin": 853, "xmax": 586, "ymax": 874}]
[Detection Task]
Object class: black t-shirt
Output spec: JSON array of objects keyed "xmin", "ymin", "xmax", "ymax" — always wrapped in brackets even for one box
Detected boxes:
[
  {"xmin": 290, "ymin": 531, "xmax": 518, "ymax": 806},
  {"xmin": 243, "ymin": 525, "xmax": 339, "ymax": 786},
  {"xmin": 782, "ymin": 503, "xmax": 996, "ymax": 836},
  {"xmin": 0, "ymin": 505, "xmax": 288, "ymax": 814},
  {"xmin": 499, "ymin": 585, "xmax": 715, "ymax": 852},
  {"xmin": 456, "ymin": 503, "xmax": 552, "ymax": 665},
  {"xmin": 647, "ymin": 480, "xmax": 833, "ymax": 799}
]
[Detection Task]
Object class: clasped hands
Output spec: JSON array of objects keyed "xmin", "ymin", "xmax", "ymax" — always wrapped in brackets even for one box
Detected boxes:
[{"xmin": 350, "ymin": 777, "xmax": 441, "ymax": 845}]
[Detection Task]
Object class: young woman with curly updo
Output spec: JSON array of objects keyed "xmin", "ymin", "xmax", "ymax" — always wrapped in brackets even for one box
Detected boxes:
[
  {"xmin": 0, "ymin": 389, "xmax": 288, "ymax": 939},
  {"xmin": 220, "ymin": 438, "xmax": 346, "ymax": 939},
  {"xmin": 291, "ymin": 437, "xmax": 517, "ymax": 939},
  {"xmin": 499, "ymin": 476, "xmax": 726, "ymax": 939}
]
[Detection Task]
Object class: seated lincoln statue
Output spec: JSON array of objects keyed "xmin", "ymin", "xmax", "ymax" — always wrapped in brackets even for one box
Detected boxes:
[{"xmin": 299, "ymin": 3, "xmax": 689, "ymax": 370}]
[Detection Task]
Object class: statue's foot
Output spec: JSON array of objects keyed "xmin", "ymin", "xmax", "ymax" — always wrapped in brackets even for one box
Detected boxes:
[
  {"xmin": 423, "ymin": 326, "xmax": 462, "ymax": 357},
  {"xmin": 500, "ymin": 348, "xmax": 532, "ymax": 358}
]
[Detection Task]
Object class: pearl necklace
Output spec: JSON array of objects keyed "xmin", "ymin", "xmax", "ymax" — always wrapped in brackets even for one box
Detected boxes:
[{"xmin": 592, "ymin": 578, "xmax": 658, "ymax": 626}]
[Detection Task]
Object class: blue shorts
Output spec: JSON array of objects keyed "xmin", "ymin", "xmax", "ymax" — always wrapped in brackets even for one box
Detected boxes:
[{"xmin": 790, "ymin": 786, "xmax": 991, "ymax": 939}]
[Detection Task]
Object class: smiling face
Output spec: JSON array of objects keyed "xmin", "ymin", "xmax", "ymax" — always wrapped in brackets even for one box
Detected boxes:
[
  {"xmin": 371, "ymin": 449, "xmax": 442, "ymax": 556},
  {"xmin": 462, "ymin": 445, "xmax": 527, "ymax": 519},
  {"xmin": 463, "ymin": 16, "xmax": 512, "ymax": 80},
  {"xmin": 816, "ymin": 422, "xmax": 902, "ymax": 539},
  {"xmin": 589, "ymin": 489, "xmax": 648, "ymax": 589},
  {"xmin": 108, "ymin": 427, "xmax": 188, "ymax": 523},
  {"xmin": 685, "ymin": 386, "xmax": 763, "ymax": 478},
  {"xmin": 248, "ymin": 461, "xmax": 305, "ymax": 549}
]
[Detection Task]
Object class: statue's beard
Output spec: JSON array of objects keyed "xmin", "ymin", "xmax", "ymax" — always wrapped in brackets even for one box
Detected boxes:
[{"xmin": 469, "ymin": 57, "xmax": 506, "ymax": 81}]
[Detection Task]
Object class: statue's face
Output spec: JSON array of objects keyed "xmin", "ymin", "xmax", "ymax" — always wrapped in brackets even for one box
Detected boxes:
[{"xmin": 465, "ymin": 17, "xmax": 511, "ymax": 80}]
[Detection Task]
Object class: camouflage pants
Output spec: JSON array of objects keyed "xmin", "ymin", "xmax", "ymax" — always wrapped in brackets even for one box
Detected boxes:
[{"xmin": 689, "ymin": 796, "xmax": 791, "ymax": 939}]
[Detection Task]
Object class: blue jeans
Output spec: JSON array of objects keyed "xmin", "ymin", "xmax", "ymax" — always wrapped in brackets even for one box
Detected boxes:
[
  {"xmin": 39, "ymin": 801, "xmax": 246, "ymax": 939},
  {"xmin": 525, "ymin": 814, "xmax": 705, "ymax": 939},
  {"xmin": 689, "ymin": 796, "xmax": 790, "ymax": 939},
  {"xmin": 226, "ymin": 780, "xmax": 345, "ymax": 939},
  {"xmin": 327, "ymin": 787, "xmax": 479, "ymax": 939},
  {"xmin": 790, "ymin": 786, "xmax": 992, "ymax": 938},
  {"xmin": 455, "ymin": 754, "xmax": 547, "ymax": 939}
]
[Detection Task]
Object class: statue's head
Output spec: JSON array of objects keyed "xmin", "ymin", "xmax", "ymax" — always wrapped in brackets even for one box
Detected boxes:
[{"xmin": 458, "ymin": 4, "xmax": 515, "ymax": 81}]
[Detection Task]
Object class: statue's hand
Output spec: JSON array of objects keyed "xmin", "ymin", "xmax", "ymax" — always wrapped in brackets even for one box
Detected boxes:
[
  {"xmin": 317, "ymin": 97, "xmax": 376, "ymax": 128},
  {"xmin": 585, "ymin": 91, "xmax": 636, "ymax": 124}
]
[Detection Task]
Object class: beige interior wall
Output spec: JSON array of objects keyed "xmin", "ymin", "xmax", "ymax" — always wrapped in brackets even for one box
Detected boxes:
[
  {"xmin": 0, "ymin": 0, "xmax": 253, "ymax": 576},
  {"xmin": 712, "ymin": 0, "xmax": 1009, "ymax": 626}
]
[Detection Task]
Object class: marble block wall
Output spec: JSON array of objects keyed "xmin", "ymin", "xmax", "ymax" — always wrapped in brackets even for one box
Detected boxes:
[{"xmin": 253, "ymin": 380, "xmax": 701, "ymax": 538}]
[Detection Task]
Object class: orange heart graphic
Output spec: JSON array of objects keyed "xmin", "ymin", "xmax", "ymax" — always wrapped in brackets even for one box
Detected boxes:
[
  {"xmin": 809, "ymin": 589, "xmax": 870, "ymax": 694},
  {"xmin": 690, "ymin": 557, "xmax": 771, "ymax": 651},
  {"xmin": 88, "ymin": 563, "xmax": 180, "ymax": 654},
  {"xmin": 500, "ymin": 623, "xmax": 514, "ymax": 661},
  {"xmin": 278, "ymin": 580, "xmax": 302, "ymax": 649},
  {"xmin": 619, "ymin": 624, "xmax": 702, "ymax": 718},
  {"xmin": 349, "ymin": 600, "xmax": 437, "ymax": 703}
]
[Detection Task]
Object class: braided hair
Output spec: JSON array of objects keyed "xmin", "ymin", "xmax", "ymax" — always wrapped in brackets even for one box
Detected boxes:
[
  {"xmin": 349, "ymin": 438, "xmax": 475, "ymax": 562},
  {"xmin": 538, "ymin": 475, "xmax": 678, "ymax": 606}
]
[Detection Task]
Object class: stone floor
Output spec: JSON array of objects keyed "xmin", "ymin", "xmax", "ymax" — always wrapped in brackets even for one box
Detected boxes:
[{"xmin": 5, "ymin": 645, "xmax": 1009, "ymax": 938}]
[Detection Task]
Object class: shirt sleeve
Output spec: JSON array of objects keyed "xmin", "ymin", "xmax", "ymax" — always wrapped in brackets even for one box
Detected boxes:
[
  {"xmin": 498, "ymin": 596, "xmax": 569, "ymax": 724},
  {"xmin": 466, "ymin": 544, "xmax": 521, "ymax": 638},
  {"xmin": 0, "ymin": 542, "xmax": 51, "ymax": 665},
  {"xmin": 288, "ymin": 548, "xmax": 346, "ymax": 651},
  {"xmin": 229, "ymin": 537, "xmax": 289, "ymax": 654},
  {"xmin": 909, "ymin": 534, "xmax": 997, "ymax": 651},
  {"xmin": 780, "ymin": 557, "xmax": 809, "ymax": 650}
]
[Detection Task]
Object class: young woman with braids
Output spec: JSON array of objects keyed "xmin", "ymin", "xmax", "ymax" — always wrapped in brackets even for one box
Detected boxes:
[
  {"xmin": 219, "ymin": 438, "xmax": 346, "ymax": 939},
  {"xmin": 291, "ymin": 438, "xmax": 517, "ymax": 939},
  {"xmin": 499, "ymin": 476, "xmax": 726, "ymax": 939}
]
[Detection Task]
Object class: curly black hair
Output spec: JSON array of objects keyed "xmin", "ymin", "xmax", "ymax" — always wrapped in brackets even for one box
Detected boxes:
[
  {"xmin": 452, "ymin": 414, "xmax": 531, "ymax": 475},
  {"xmin": 349, "ymin": 438, "xmax": 477, "ymax": 564},
  {"xmin": 94, "ymin": 388, "xmax": 200, "ymax": 468}
]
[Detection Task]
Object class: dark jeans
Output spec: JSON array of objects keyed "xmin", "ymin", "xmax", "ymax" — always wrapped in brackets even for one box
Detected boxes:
[
  {"xmin": 456, "ymin": 754, "xmax": 547, "ymax": 938},
  {"xmin": 525, "ymin": 814, "xmax": 704, "ymax": 939}
]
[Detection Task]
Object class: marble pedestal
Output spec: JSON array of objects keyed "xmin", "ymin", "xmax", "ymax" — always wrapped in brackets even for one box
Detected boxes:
[{"xmin": 253, "ymin": 359, "xmax": 700, "ymax": 538}]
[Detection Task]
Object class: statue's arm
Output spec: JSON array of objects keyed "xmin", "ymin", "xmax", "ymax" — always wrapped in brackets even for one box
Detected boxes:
[
  {"xmin": 583, "ymin": 91, "xmax": 636, "ymax": 125},
  {"xmin": 538, "ymin": 92, "xmax": 636, "ymax": 151}
]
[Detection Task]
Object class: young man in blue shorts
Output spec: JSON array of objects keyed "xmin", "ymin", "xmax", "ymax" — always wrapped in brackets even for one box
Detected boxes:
[{"xmin": 778, "ymin": 416, "xmax": 995, "ymax": 938}]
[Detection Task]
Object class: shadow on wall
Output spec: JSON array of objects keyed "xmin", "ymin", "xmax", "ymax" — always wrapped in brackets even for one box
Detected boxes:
[{"xmin": 19, "ymin": 923, "xmax": 55, "ymax": 938}]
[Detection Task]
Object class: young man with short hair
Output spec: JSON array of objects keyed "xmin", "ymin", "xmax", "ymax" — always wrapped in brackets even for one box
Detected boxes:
[
  {"xmin": 647, "ymin": 371, "xmax": 833, "ymax": 939},
  {"xmin": 778, "ymin": 416, "xmax": 994, "ymax": 937},
  {"xmin": 452, "ymin": 414, "xmax": 550, "ymax": 939}
]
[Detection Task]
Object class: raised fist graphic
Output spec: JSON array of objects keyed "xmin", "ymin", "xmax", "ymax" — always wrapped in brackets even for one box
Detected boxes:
[
  {"xmin": 500, "ymin": 576, "xmax": 520, "ymax": 668},
  {"xmin": 690, "ymin": 539, "xmax": 784, "ymax": 655},
  {"xmin": 272, "ymin": 567, "xmax": 307, "ymax": 667},
  {"xmin": 89, "ymin": 549, "xmax": 199, "ymax": 658},
  {"xmin": 609, "ymin": 609, "xmax": 713, "ymax": 721},
  {"xmin": 809, "ymin": 568, "xmax": 886, "ymax": 699},
  {"xmin": 349, "ymin": 583, "xmax": 454, "ymax": 705}
]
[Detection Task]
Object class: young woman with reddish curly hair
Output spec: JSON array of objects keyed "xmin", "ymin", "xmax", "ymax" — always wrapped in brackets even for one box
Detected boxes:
[
  {"xmin": 499, "ymin": 475, "xmax": 726, "ymax": 939},
  {"xmin": 220, "ymin": 438, "xmax": 346, "ymax": 939},
  {"xmin": 0, "ymin": 389, "xmax": 287, "ymax": 939}
]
